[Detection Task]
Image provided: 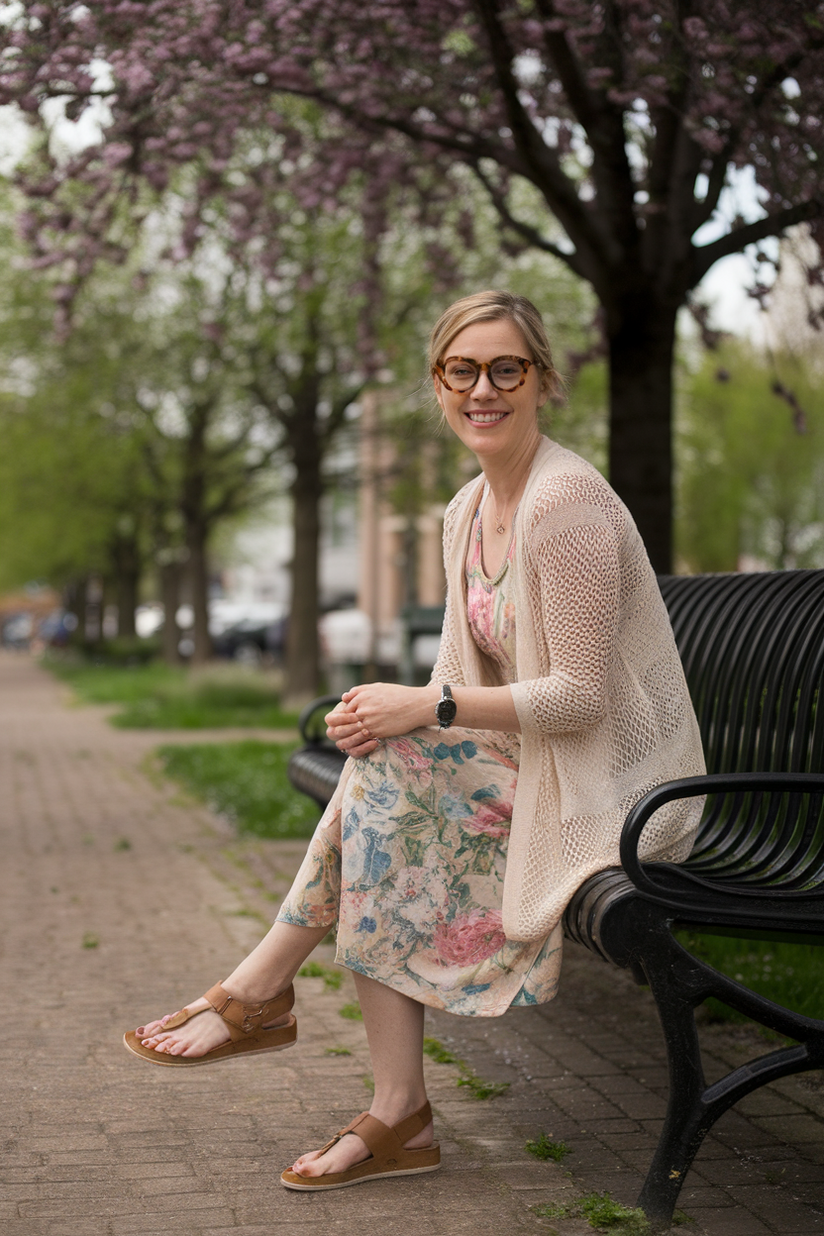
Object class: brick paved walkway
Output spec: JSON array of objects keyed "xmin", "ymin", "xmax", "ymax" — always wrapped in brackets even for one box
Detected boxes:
[{"xmin": 2, "ymin": 652, "xmax": 822, "ymax": 1235}]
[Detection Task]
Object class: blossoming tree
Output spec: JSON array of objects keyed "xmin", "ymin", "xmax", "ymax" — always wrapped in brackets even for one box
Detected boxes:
[{"xmin": 2, "ymin": 0, "xmax": 822, "ymax": 569}]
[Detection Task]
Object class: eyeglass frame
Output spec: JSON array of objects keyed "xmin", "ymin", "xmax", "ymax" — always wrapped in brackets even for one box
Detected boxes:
[{"xmin": 433, "ymin": 354, "xmax": 538, "ymax": 393}]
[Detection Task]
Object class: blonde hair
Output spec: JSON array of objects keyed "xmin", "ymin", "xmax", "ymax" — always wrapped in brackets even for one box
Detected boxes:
[{"xmin": 428, "ymin": 290, "xmax": 563, "ymax": 401}]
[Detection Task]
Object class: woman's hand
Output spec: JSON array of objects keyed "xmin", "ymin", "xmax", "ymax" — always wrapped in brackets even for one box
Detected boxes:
[{"xmin": 325, "ymin": 682, "xmax": 437, "ymax": 757}]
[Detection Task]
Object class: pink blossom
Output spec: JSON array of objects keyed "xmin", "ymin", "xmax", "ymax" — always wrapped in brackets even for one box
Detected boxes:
[{"xmin": 433, "ymin": 909, "xmax": 507, "ymax": 967}]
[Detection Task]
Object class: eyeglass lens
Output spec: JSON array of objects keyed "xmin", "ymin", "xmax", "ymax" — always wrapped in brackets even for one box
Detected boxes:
[{"xmin": 442, "ymin": 357, "xmax": 527, "ymax": 391}]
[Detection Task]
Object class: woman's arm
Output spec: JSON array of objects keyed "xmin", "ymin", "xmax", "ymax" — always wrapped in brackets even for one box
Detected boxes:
[{"xmin": 326, "ymin": 681, "xmax": 519, "ymax": 756}]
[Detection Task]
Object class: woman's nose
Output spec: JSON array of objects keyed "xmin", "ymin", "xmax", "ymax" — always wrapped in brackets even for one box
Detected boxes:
[{"xmin": 471, "ymin": 371, "xmax": 498, "ymax": 398}]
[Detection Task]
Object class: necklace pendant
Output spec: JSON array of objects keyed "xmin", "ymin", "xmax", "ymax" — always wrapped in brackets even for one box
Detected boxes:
[{"xmin": 496, "ymin": 522, "xmax": 506, "ymax": 535}]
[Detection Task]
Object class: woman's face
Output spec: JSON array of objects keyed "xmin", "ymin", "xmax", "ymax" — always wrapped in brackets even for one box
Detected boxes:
[{"xmin": 433, "ymin": 318, "xmax": 545, "ymax": 466}]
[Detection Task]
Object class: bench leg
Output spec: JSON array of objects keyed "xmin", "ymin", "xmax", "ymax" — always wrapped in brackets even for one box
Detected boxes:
[{"xmin": 598, "ymin": 898, "xmax": 824, "ymax": 1229}]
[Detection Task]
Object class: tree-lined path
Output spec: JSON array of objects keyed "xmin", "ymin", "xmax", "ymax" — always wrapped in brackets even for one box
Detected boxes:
[{"xmin": 2, "ymin": 651, "xmax": 823, "ymax": 1235}]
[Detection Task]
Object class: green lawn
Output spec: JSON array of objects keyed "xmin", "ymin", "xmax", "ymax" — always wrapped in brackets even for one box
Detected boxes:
[
  {"xmin": 157, "ymin": 740, "xmax": 321, "ymax": 838},
  {"xmin": 46, "ymin": 657, "xmax": 300, "ymax": 729},
  {"xmin": 676, "ymin": 930, "xmax": 824, "ymax": 1024}
]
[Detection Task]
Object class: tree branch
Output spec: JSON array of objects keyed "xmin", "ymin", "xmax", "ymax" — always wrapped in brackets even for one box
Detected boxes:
[
  {"xmin": 689, "ymin": 198, "xmax": 824, "ymax": 286},
  {"xmin": 470, "ymin": 161, "xmax": 588, "ymax": 278}
]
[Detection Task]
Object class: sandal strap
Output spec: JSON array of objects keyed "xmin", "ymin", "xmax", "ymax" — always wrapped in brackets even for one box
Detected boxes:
[
  {"xmin": 317, "ymin": 1111, "xmax": 371, "ymax": 1157},
  {"xmin": 202, "ymin": 981, "xmax": 295, "ymax": 1042},
  {"xmin": 347, "ymin": 1101, "xmax": 432, "ymax": 1161}
]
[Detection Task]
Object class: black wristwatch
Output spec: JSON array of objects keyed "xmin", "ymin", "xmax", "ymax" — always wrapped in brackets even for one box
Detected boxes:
[{"xmin": 435, "ymin": 683, "xmax": 457, "ymax": 730}]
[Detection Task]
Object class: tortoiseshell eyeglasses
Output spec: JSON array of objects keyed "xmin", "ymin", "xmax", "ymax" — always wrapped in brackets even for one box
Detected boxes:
[{"xmin": 434, "ymin": 355, "xmax": 535, "ymax": 393}]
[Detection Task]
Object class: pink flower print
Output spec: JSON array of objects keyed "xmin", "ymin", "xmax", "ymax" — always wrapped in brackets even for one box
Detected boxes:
[
  {"xmin": 463, "ymin": 801, "xmax": 511, "ymax": 839},
  {"xmin": 389, "ymin": 737, "xmax": 432, "ymax": 777},
  {"xmin": 433, "ymin": 909, "xmax": 507, "ymax": 967}
]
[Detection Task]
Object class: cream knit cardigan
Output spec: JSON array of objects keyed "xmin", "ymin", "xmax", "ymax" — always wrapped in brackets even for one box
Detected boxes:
[{"xmin": 429, "ymin": 436, "xmax": 706, "ymax": 943}]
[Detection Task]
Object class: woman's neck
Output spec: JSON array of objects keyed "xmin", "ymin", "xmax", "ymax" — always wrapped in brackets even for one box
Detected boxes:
[{"xmin": 479, "ymin": 433, "xmax": 541, "ymax": 510}]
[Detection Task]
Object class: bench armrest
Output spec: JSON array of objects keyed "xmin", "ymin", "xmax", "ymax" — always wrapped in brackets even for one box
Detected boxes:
[
  {"xmin": 619, "ymin": 771, "xmax": 824, "ymax": 917},
  {"xmin": 297, "ymin": 694, "xmax": 343, "ymax": 745}
]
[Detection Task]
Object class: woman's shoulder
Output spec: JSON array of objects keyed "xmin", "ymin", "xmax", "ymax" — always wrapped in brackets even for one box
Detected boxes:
[
  {"xmin": 443, "ymin": 473, "xmax": 485, "ymax": 531},
  {"xmin": 524, "ymin": 439, "xmax": 629, "ymax": 536}
]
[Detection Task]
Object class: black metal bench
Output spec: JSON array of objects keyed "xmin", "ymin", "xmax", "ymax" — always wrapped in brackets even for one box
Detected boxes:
[{"xmin": 287, "ymin": 570, "xmax": 824, "ymax": 1228}]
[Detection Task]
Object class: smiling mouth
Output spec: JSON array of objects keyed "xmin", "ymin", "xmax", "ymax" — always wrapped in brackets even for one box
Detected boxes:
[{"xmin": 466, "ymin": 410, "xmax": 509, "ymax": 424}]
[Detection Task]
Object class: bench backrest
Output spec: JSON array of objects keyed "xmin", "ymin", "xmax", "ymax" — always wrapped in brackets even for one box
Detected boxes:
[
  {"xmin": 658, "ymin": 570, "xmax": 824, "ymax": 777},
  {"xmin": 658, "ymin": 570, "xmax": 824, "ymax": 882}
]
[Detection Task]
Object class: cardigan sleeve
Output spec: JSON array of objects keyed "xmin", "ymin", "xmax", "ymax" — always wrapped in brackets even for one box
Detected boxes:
[
  {"xmin": 509, "ymin": 506, "xmax": 621, "ymax": 736},
  {"xmin": 428, "ymin": 494, "xmax": 467, "ymax": 688}
]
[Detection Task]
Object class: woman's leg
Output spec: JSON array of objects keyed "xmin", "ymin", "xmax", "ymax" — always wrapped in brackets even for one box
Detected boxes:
[
  {"xmin": 288, "ymin": 973, "xmax": 432, "ymax": 1178},
  {"xmin": 136, "ymin": 920, "xmax": 330, "ymax": 1058}
]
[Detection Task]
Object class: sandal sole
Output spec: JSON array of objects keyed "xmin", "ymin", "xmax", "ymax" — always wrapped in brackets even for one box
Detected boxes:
[
  {"xmin": 122, "ymin": 1016, "xmax": 297, "ymax": 1066},
  {"xmin": 280, "ymin": 1160, "xmax": 441, "ymax": 1191}
]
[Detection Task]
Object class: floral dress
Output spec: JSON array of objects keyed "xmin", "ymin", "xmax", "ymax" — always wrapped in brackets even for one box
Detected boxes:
[{"xmin": 277, "ymin": 493, "xmax": 562, "ymax": 1016}]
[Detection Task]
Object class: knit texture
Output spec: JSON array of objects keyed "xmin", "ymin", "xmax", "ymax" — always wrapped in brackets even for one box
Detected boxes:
[{"xmin": 430, "ymin": 437, "xmax": 706, "ymax": 942}]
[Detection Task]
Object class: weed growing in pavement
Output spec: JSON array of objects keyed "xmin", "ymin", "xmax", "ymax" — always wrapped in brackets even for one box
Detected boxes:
[
  {"xmin": 82, "ymin": 933, "xmax": 99, "ymax": 949},
  {"xmin": 457, "ymin": 1071, "xmax": 510, "ymax": 1100},
  {"xmin": 114, "ymin": 837, "xmax": 132, "ymax": 851},
  {"xmin": 298, "ymin": 962, "xmax": 344, "ymax": 990},
  {"xmin": 423, "ymin": 1036, "xmax": 510, "ymax": 1100},
  {"xmin": 324, "ymin": 1046, "xmax": 352, "ymax": 1057},
  {"xmin": 533, "ymin": 1191, "xmax": 650, "ymax": 1232},
  {"xmin": 363, "ymin": 1076, "xmax": 375, "ymax": 1092},
  {"xmin": 423, "ymin": 1037, "xmax": 459, "ymax": 1065},
  {"xmin": 525, "ymin": 1133, "xmax": 571, "ymax": 1162},
  {"xmin": 339, "ymin": 1002, "xmax": 363, "ymax": 1021}
]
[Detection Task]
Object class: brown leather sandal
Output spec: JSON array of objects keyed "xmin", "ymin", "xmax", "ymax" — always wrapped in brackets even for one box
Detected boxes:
[
  {"xmin": 280, "ymin": 1100, "xmax": 440, "ymax": 1190},
  {"xmin": 122, "ymin": 981, "xmax": 297, "ymax": 1066}
]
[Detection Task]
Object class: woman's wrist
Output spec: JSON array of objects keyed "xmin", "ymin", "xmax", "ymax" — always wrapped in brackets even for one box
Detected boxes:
[{"xmin": 421, "ymin": 682, "xmax": 441, "ymax": 727}]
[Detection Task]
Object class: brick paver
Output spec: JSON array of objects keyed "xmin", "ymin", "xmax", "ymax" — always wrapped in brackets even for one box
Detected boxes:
[{"xmin": 2, "ymin": 652, "xmax": 823, "ymax": 1235}]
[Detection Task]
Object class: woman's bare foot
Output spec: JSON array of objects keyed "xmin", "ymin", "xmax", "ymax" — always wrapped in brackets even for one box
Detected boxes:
[
  {"xmin": 288, "ymin": 1113, "xmax": 434, "ymax": 1179},
  {"xmin": 135, "ymin": 988, "xmax": 290, "ymax": 1059}
]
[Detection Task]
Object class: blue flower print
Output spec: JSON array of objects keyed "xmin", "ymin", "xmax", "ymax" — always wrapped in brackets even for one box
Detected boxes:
[
  {"xmin": 433, "ymin": 743, "xmax": 452, "ymax": 761},
  {"xmin": 365, "ymin": 781, "xmax": 399, "ymax": 811},
  {"xmin": 358, "ymin": 826, "xmax": 392, "ymax": 888},
  {"xmin": 357, "ymin": 916, "xmax": 378, "ymax": 933},
  {"xmin": 440, "ymin": 792, "xmax": 467, "ymax": 820},
  {"xmin": 342, "ymin": 806, "xmax": 360, "ymax": 841}
]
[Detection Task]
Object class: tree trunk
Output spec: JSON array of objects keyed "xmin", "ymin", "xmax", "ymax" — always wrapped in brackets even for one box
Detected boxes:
[
  {"xmin": 159, "ymin": 559, "xmax": 182, "ymax": 664},
  {"xmin": 285, "ymin": 454, "xmax": 322, "ymax": 701},
  {"xmin": 111, "ymin": 530, "xmax": 140, "ymax": 638},
  {"xmin": 186, "ymin": 518, "xmax": 212, "ymax": 664},
  {"xmin": 607, "ymin": 300, "xmax": 678, "ymax": 575}
]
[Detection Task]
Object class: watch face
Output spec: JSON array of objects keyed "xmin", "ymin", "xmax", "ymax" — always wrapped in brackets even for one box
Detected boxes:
[{"xmin": 436, "ymin": 697, "xmax": 457, "ymax": 726}]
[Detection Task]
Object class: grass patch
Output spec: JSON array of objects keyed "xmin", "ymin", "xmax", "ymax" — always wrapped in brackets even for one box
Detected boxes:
[
  {"xmin": 324, "ymin": 1046, "xmax": 352, "ymax": 1057},
  {"xmin": 298, "ymin": 962, "xmax": 344, "ymax": 991},
  {"xmin": 457, "ymin": 1071, "xmax": 510, "ymax": 1100},
  {"xmin": 156, "ymin": 741, "xmax": 320, "ymax": 838},
  {"xmin": 423, "ymin": 1035, "xmax": 510, "ymax": 1100},
  {"xmin": 45, "ymin": 657, "xmax": 300, "ymax": 729},
  {"xmin": 339, "ymin": 1001, "xmax": 363, "ymax": 1020},
  {"xmin": 423, "ymin": 1037, "xmax": 460, "ymax": 1065},
  {"xmin": 534, "ymin": 1192, "xmax": 649, "ymax": 1232},
  {"xmin": 525, "ymin": 1133, "xmax": 570, "ymax": 1162},
  {"xmin": 675, "ymin": 930, "xmax": 824, "ymax": 1023}
]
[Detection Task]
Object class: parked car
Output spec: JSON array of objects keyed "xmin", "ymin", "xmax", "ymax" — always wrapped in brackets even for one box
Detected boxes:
[
  {"xmin": 212, "ymin": 614, "xmax": 288, "ymax": 666},
  {"xmin": 1, "ymin": 612, "xmax": 33, "ymax": 649}
]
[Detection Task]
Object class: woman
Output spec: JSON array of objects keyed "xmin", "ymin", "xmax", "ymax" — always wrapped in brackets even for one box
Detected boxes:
[{"xmin": 124, "ymin": 291, "xmax": 705, "ymax": 1191}]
